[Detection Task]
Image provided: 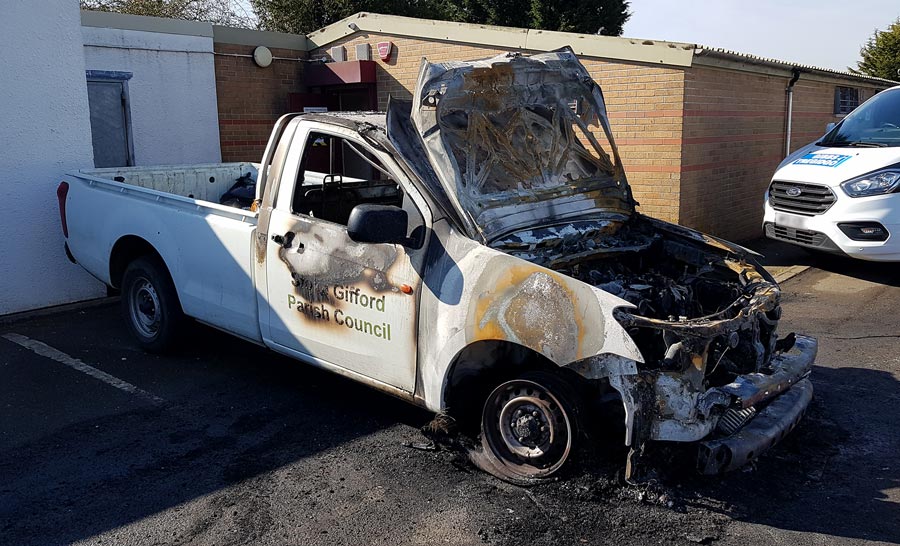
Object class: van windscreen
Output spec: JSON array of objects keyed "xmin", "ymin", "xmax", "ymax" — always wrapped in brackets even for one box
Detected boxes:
[{"xmin": 821, "ymin": 88, "xmax": 900, "ymax": 148}]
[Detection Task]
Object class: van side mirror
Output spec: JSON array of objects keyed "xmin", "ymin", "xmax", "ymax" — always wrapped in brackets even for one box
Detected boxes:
[
  {"xmin": 347, "ymin": 204, "xmax": 409, "ymax": 245},
  {"xmin": 825, "ymin": 122, "xmax": 836, "ymax": 134}
]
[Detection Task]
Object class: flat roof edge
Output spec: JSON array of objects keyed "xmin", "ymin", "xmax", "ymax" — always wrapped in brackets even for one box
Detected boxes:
[
  {"xmin": 81, "ymin": 10, "xmax": 213, "ymax": 37},
  {"xmin": 695, "ymin": 48, "xmax": 899, "ymax": 86},
  {"xmin": 307, "ymin": 12, "xmax": 694, "ymax": 67},
  {"xmin": 212, "ymin": 25, "xmax": 308, "ymax": 50},
  {"xmin": 81, "ymin": 11, "xmax": 310, "ymax": 50}
]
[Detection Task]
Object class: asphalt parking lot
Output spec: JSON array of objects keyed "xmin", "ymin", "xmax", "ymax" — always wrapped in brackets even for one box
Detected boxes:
[{"xmin": 2, "ymin": 242, "xmax": 899, "ymax": 546}]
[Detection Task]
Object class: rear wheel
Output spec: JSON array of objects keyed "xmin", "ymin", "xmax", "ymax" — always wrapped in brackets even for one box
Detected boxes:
[
  {"xmin": 121, "ymin": 256, "xmax": 185, "ymax": 353},
  {"xmin": 479, "ymin": 370, "xmax": 582, "ymax": 484}
]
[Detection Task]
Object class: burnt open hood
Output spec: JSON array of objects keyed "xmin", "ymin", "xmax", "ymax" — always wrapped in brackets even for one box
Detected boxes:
[{"xmin": 389, "ymin": 48, "xmax": 635, "ymax": 242}]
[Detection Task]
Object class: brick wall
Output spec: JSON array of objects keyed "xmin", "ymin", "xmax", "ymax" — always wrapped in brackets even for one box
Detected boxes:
[
  {"xmin": 680, "ymin": 66, "xmax": 887, "ymax": 240},
  {"xmin": 595, "ymin": 63, "xmax": 684, "ymax": 223},
  {"xmin": 311, "ymin": 35, "xmax": 686, "ymax": 224},
  {"xmin": 214, "ymin": 43, "xmax": 306, "ymax": 161}
]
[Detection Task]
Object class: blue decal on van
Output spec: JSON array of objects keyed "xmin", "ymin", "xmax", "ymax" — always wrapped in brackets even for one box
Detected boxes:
[{"xmin": 792, "ymin": 153, "xmax": 852, "ymax": 167}]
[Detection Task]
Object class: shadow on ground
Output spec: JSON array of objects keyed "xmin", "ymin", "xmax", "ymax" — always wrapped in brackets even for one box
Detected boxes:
[
  {"xmin": 490, "ymin": 364, "xmax": 900, "ymax": 545},
  {"xmin": 692, "ymin": 364, "xmax": 900, "ymax": 543},
  {"xmin": 0, "ymin": 323, "xmax": 432, "ymax": 546},
  {"xmin": 744, "ymin": 237, "xmax": 900, "ymax": 287}
]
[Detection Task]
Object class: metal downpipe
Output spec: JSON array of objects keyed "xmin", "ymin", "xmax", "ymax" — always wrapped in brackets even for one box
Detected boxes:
[{"xmin": 785, "ymin": 68, "xmax": 801, "ymax": 157}]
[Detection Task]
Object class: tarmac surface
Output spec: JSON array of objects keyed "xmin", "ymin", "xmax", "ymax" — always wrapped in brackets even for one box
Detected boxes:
[{"xmin": 2, "ymin": 241, "xmax": 899, "ymax": 546}]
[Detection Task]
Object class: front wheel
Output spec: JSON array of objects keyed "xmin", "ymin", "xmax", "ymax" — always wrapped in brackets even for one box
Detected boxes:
[
  {"xmin": 121, "ymin": 256, "xmax": 185, "ymax": 353},
  {"xmin": 479, "ymin": 370, "xmax": 582, "ymax": 484}
]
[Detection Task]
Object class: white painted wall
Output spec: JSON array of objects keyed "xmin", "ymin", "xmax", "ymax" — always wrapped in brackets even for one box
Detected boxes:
[
  {"xmin": 82, "ymin": 27, "xmax": 222, "ymax": 165},
  {"xmin": 0, "ymin": 1, "xmax": 105, "ymax": 315}
]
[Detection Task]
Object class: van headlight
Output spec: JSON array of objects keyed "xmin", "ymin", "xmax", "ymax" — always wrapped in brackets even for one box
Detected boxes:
[{"xmin": 841, "ymin": 171, "xmax": 900, "ymax": 197}]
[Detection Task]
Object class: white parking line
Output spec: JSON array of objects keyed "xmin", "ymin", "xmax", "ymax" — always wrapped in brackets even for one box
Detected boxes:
[{"xmin": 2, "ymin": 332, "xmax": 165, "ymax": 406}]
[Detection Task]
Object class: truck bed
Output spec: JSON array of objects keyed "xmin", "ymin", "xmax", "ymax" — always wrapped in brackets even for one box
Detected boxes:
[
  {"xmin": 82, "ymin": 163, "xmax": 259, "ymax": 205},
  {"xmin": 63, "ymin": 162, "xmax": 262, "ymax": 343}
]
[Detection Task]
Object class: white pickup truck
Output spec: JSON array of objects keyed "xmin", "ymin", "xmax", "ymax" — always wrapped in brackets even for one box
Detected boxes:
[{"xmin": 59, "ymin": 49, "xmax": 816, "ymax": 484}]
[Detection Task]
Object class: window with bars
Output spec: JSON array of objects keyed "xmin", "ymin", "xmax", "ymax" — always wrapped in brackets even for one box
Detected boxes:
[{"xmin": 834, "ymin": 86, "xmax": 860, "ymax": 115}]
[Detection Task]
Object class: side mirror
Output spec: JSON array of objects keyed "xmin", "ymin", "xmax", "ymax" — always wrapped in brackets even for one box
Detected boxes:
[
  {"xmin": 825, "ymin": 122, "xmax": 836, "ymax": 134},
  {"xmin": 347, "ymin": 204, "xmax": 408, "ymax": 245}
]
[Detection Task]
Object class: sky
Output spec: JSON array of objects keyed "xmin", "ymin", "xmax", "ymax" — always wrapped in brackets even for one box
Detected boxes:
[{"xmin": 624, "ymin": 0, "xmax": 899, "ymax": 72}]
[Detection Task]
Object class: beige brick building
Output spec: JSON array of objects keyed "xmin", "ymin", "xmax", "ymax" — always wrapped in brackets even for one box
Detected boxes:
[{"xmin": 90, "ymin": 11, "xmax": 896, "ymax": 241}]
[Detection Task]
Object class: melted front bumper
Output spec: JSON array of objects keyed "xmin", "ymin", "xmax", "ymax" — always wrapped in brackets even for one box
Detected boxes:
[{"xmin": 697, "ymin": 334, "xmax": 817, "ymax": 473}]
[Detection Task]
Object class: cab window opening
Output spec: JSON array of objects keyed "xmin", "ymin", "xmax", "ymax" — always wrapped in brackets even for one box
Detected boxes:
[{"xmin": 292, "ymin": 131, "xmax": 404, "ymax": 225}]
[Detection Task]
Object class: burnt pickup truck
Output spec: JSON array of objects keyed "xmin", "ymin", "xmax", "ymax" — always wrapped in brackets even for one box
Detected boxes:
[{"xmin": 59, "ymin": 49, "xmax": 816, "ymax": 484}]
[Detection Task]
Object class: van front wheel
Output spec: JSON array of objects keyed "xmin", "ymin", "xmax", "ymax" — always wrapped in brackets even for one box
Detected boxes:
[{"xmin": 121, "ymin": 256, "xmax": 185, "ymax": 353}]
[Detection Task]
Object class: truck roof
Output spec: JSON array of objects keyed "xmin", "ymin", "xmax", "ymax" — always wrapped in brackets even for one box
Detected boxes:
[{"xmin": 294, "ymin": 111, "xmax": 387, "ymax": 131}]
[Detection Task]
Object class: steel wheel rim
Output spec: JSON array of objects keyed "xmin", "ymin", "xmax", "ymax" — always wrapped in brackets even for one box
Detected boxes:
[
  {"xmin": 483, "ymin": 379, "xmax": 573, "ymax": 478},
  {"xmin": 129, "ymin": 277, "xmax": 161, "ymax": 338}
]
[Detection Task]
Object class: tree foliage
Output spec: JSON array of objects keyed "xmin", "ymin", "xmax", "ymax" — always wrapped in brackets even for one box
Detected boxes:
[
  {"xmin": 80, "ymin": 0, "xmax": 255, "ymax": 27},
  {"xmin": 251, "ymin": 0, "xmax": 630, "ymax": 36},
  {"xmin": 855, "ymin": 18, "xmax": 900, "ymax": 81},
  {"xmin": 530, "ymin": 0, "xmax": 630, "ymax": 35},
  {"xmin": 250, "ymin": 0, "xmax": 458, "ymax": 35}
]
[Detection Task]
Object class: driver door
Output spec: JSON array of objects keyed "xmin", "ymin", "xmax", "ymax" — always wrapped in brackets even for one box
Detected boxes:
[{"xmin": 263, "ymin": 122, "xmax": 429, "ymax": 393}]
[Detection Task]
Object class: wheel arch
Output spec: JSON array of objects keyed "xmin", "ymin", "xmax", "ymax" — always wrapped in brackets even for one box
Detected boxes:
[
  {"xmin": 115, "ymin": 236, "xmax": 188, "ymax": 353},
  {"xmin": 440, "ymin": 339, "xmax": 588, "ymax": 429},
  {"xmin": 109, "ymin": 235, "xmax": 167, "ymax": 289}
]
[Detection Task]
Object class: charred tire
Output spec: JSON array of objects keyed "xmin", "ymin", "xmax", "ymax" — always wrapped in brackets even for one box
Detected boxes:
[
  {"xmin": 479, "ymin": 370, "xmax": 582, "ymax": 485},
  {"xmin": 121, "ymin": 256, "xmax": 185, "ymax": 353}
]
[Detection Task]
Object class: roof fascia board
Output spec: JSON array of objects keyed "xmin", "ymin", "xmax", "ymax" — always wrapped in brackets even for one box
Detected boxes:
[
  {"xmin": 212, "ymin": 25, "xmax": 308, "ymax": 50},
  {"xmin": 693, "ymin": 53, "xmax": 897, "ymax": 87},
  {"xmin": 305, "ymin": 13, "xmax": 368, "ymax": 47},
  {"xmin": 81, "ymin": 10, "xmax": 213, "ymax": 37},
  {"xmin": 307, "ymin": 12, "xmax": 528, "ymax": 50},
  {"xmin": 306, "ymin": 12, "xmax": 693, "ymax": 67},
  {"xmin": 524, "ymin": 29, "xmax": 692, "ymax": 67}
]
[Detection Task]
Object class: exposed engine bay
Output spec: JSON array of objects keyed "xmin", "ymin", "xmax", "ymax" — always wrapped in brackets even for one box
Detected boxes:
[{"xmin": 491, "ymin": 214, "xmax": 784, "ymax": 387}]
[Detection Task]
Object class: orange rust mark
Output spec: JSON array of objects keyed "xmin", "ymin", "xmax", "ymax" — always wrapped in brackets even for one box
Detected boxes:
[
  {"xmin": 472, "ymin": 264, "xmax": 586, "ymax": 361},
  {"xmin": 473, "ymin": 293, "xmax": 506, "ymax": 341},
  {"xmin": 255, "ymin": 233, "xmax": 267, "ymax": 265},
  {"xmin": 473, "ymin": 265, "xmax": 529, "ymax": 341},
  {"xmin": 692, "ymin": 353, "xmax": 704, "ymax": 371},
  {"xmin": 465, "ymin": 63, "xmax": 514, "ymax": 88},
  {"xmin": 459, "ymin": 64, "xmax": 515, "ymax": 112}
]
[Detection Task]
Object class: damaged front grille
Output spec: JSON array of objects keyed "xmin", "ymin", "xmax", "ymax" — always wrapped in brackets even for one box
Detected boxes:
[{"xmin": 716, "ymin": 406, "xmax": 757, "ymax": 436}]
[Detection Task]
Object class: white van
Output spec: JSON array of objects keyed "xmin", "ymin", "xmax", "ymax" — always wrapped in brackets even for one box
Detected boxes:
[{"xmin": 763, "ymin": 85, "xmax": 900, "ymax": 261}]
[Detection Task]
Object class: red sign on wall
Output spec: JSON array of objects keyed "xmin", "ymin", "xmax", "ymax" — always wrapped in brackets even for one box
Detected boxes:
[{"xmin": 377, "ymin": 41, "xmax": 393, "ymax": 62}]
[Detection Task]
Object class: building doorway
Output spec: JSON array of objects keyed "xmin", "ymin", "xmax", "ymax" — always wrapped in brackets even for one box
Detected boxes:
[{"xmin": 86, "ymin": 71, "xmax": 134, "ymax": 168}]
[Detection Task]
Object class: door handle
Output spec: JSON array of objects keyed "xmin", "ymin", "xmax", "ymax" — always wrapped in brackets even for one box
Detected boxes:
[{"xmin": 271, "ymin": 231, "xmax": 299, "ymax": 249}]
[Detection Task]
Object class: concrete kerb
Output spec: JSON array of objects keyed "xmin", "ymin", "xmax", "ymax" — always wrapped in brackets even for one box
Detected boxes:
[
  {"xmin": 0, "ymin": 297, "xmax": 120, "ymax": 327},
  {"xmin": 771, "ymin": 265, "xmax": 811, "ymax": 284}
]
